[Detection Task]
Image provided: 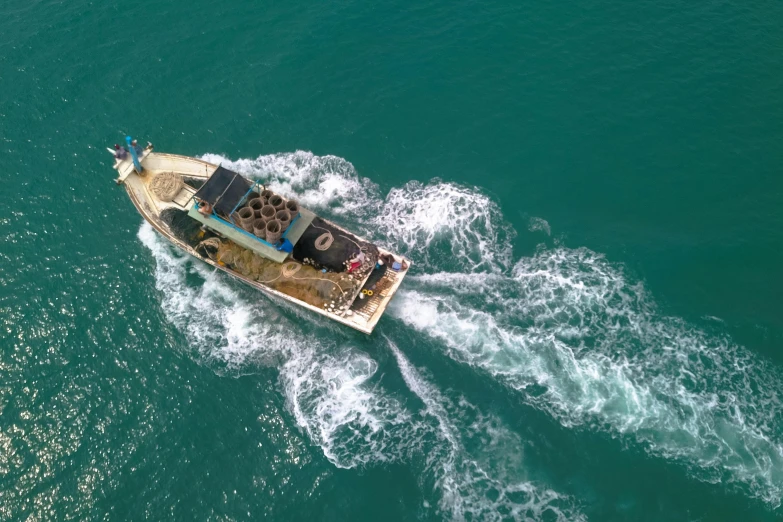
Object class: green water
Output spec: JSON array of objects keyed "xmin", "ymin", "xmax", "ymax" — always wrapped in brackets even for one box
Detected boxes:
[{"xmin": 2, "ymin": 0, "xmax": 783, "ymax": 520}]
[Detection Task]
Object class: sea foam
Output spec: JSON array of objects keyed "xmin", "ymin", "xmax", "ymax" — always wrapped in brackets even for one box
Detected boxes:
[
  {"xmin": 387, "ymin": 337, "xmax": 582, "ymax": 521},
  {"xmin": 390, "ymin": 253, "xmax": 783, "ymax": 507}
]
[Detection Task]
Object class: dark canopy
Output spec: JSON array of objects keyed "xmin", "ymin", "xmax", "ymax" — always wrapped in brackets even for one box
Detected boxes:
[{"xmin": 193, "ymin": 166, "xmax": 252, "ymax": 215}]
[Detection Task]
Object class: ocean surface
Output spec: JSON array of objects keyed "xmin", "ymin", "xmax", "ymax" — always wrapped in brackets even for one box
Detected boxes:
[{"xmin": 2, "ymin": 0, "xmax": 783, "ymax": 520}]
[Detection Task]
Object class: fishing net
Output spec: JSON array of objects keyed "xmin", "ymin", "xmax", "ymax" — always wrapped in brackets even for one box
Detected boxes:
[{"xmin": 212, "ymin": 240, "xmax": 362, "ymax": 311}]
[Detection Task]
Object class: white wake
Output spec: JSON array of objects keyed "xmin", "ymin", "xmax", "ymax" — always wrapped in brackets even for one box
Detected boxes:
[{"xmin": 147, "ymin": 150, "xmax": 783, "ymax": 508}]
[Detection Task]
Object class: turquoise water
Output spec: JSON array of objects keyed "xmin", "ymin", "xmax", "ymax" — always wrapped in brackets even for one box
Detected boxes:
[{"xmin": 2, "ymin": 0, "xmax": 783, "ymax": 520}]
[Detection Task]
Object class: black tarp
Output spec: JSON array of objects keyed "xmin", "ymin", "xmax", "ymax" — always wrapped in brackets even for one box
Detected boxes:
[
  {"xmin": 292, "ymin": 217, "xmax": 378, "ymax": 273},
  {"xmin": 193, "ymin": 166, "xmax": 252, "ymax": 215}
]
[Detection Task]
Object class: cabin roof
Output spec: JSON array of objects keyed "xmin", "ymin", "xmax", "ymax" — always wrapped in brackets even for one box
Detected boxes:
[{"xmin": 193, "ymin": 166, "xmax": 252, "ymax": 215}]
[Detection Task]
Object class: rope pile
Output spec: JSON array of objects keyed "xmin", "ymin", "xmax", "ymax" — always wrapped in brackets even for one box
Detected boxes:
[
  {"xmin": 197, "ymin": 237, "xmax": 222, "ymax": 251},
  {"xmin": 149, "ymin": 171, "xmax": 183, "ymax": 202},
  {"xmin": 196, "ymin": 237, "xmax": 222, "ymax": 262}
]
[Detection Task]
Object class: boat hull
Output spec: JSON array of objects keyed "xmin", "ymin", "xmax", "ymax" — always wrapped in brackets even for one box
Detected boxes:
[{"xmin": 116, "ymin": 151, "xmax": 409, "ymax": 334}]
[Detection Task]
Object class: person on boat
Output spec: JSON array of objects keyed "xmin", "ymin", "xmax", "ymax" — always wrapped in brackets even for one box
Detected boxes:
[
  {"xmin": 131, "ymin": 139, "xmax": 143, "ymax": 156},
  {"xmin": 114, "ymin": 144, "xmax": 128, "ymax": 160},
  {"xmin": 198, "ymin": 200, "xmax": 213, "ymax": 216},
  {"xmin": 347, "ymin": 251, "xmax": 365, "ymax": 272}
]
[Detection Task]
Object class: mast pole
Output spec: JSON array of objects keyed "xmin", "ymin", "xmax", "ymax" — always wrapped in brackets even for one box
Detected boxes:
[{"xmin": 126, "ymin": 135, "xmax": 143, "ymax": 173}]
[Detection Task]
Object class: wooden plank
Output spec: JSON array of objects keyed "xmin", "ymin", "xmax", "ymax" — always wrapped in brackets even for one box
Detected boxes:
[{"xmin": 172, "ymin": 185, "xmax": 196, "ymax": 207}]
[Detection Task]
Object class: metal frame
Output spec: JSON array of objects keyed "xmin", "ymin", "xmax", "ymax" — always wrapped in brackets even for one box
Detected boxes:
[{"xmin": 193, "ymin": 200, "xmax": 301, "ymax": 250}]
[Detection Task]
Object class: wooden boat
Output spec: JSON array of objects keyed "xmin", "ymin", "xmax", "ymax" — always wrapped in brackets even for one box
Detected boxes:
[{"xmin": 111, "ymin": 141, "xmax": 410, "ymax": 334}]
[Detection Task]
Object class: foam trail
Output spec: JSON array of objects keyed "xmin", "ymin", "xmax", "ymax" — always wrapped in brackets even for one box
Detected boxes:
[
  {"xmin": 279, "ymin": 344, "xmax": 419, "ymax": 468},
  {"xmin": 194, "ymin": 150, "xmax": 783, "ymax": 505},
  {"xmin": 387, "ymin": 337, "xmax": 583, "ymax": 522},
  {"xmin": 374, "ymin": 182, "xmax": 515, "ymax": 272},
  {"xmin": 138, "ymin": 222, "xmax": 579, "ymax": 519},
  {"xmin": 391, "ymin": 250, "xmax": 783, "ymax": 506}
]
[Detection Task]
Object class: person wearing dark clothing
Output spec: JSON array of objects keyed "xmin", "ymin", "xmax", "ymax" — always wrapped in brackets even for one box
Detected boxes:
[
  {"xmin": 114, "ymin": 144, "xmax": 128, "ymax": 160},
  {"xmin": 131, "ymin": 139, "xmax": 143, "ymax": 157}
]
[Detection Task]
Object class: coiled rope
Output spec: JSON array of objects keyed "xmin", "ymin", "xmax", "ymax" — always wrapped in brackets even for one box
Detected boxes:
[
  {"xmin": 311, "ymin": 225, "xmax": 334, "ymax": 251},
  {"xmin": 281, "ymin": 262, "xmax": 301, "ymax": 278}
]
